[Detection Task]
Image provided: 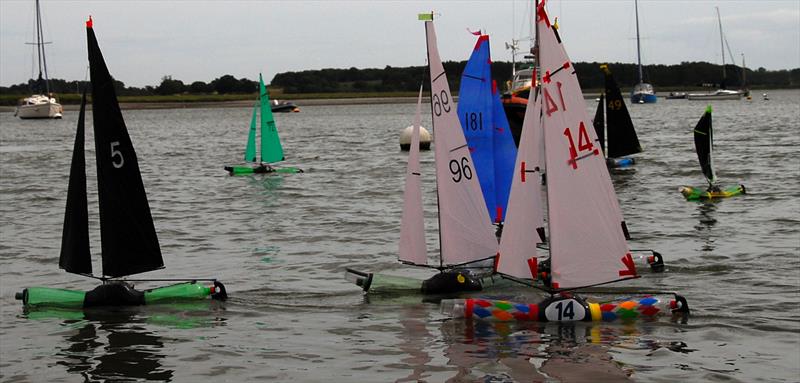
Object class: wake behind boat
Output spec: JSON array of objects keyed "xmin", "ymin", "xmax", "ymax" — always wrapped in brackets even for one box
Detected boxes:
[
  {"xmin": 224, "ymin": 74, "xmax": 302, "ymax": 175},
  {"xmin": 14, "ymin": 0, "xmax": 63, "ymax": 119},
  {"xmin": 16, "ymin": 17, "xmax": 226, "ymax": 309}
]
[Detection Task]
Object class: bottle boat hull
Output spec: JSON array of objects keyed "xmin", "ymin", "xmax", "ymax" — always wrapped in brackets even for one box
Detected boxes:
[
  {"xmin": 679, "ymin": 184, "xmax": 746, "ymax": 200},
  {"xmin": 224, "ymin": 164, "xmax": 302, "ymax": 175},
  {"xmin": 16, "ymin": 281, "xmax": 227, "ymax": 308}
]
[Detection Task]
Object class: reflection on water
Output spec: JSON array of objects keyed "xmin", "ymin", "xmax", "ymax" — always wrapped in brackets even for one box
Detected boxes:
[
  {"xmin": 694, "ymin": 202, "xmax": 718, "ymax": 252},
  {"xmin": 24, "ymin": 301, "xmax": 226, "ymax": 382},
  {"xmin": 55, "ymin": 309, "xmax": 172, "ymax": 382},
  {"xmin": 438, "ymin": 318, "xmax": 697, "ymax": 382}
]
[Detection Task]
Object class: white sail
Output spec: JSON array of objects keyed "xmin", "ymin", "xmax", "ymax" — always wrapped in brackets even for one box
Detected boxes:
[
  {"xmin": 425, "ymin": 21, "xmax": 498, "ymax": 266},
  {"xmin": 536, "ymin": 7, "xmax": 637, "ymax": 289},
  {"xmin": 398, "ymin": 86, "xmax": 428, "ymax": 265},
  {"xmin": 496, "ymin": 87, "xmax": 545, "ymax": 278}
]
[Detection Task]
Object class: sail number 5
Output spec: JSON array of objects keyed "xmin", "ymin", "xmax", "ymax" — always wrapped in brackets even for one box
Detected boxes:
[
  {"xmin": 449, "ymin": 157, "xmax": 472, "ymax": 182},
  {"xmin": 110, "ymin": 141, "xmax": 124, "ymax": 168}
]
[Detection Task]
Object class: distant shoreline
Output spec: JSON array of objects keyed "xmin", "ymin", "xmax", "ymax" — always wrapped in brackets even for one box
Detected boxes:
[{"xmin": 0, "ymin": 94, "xmax": 609, "ymax": 113}]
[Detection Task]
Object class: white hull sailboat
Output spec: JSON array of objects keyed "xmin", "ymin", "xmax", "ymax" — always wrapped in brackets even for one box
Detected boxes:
[
  {"xmin": 687, "ymin": 7, "xmax": 744, "ymax": 101},
  {"xmin": 15, "ymin": 0, "xmax": 62, "ymax": 119}
]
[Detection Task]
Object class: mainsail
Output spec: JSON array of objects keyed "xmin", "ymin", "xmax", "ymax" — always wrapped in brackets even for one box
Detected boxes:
[
  {"xmin": 536, "ymin": 5, "xmax": 636, "ymax": 288},
  {"xmin": 87, "ymin": 18, "xmax": 164, "ymax": 278},
  {"xmin": 425, "ymin": 20, "xmax": 498, "ymax": 266},
  {"xmin": 693, "ymin": 106, "xmax": 716, "ymax": 185},
  {"xmin": 259, "ymin": 74, "xmax": 284, "ymax": 163},
  {"xmin": 496, "ymin": 86, "xmax": 546, "ymax": 278},
  {"xmin": 398, "ymin": 86, "xmax": 428, "ymax": 265},
  {"xmin": 601, "ymin": 65, "xmax": 642, "ymax": 159},
  {"xmin": 59, "ymin": 89, "xmax": 91, "ymax": 275},
  {"xmin": 457, "ymin": 34, "xmax": 518, "ymax": 223}
]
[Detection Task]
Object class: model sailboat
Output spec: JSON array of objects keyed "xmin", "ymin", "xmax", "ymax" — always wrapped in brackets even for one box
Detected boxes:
[
  {"xmin": 456, "ymin": 2, "xmax": 689, "ymax": 321},
  {"xmin": 457, "ymin": 32, "xmax": 518, "ymax": 226},
  {"xmin": 16, "ymin": 17, "xmax": 226, "ymax": 308},
  {"xmin": 593, "ymin": 64, "xmax": 642, "ymax": 168},
  {"xmin": 345, "ymin": 14, "xmax": 499, "ymax": 295},
  {"xmin": 224, "ymin": 74, "xmax": 302, "ymax": 175},
  {"xmin": 679, "ymin": 106, "xmax": 745, "ymax": 200}
]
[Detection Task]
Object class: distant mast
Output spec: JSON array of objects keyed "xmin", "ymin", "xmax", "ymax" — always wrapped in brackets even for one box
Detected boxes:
[
  {"xmin": 634, "ymin": 0, "xmax": 643, "ymax": 85},
  {"xmin": 716, "ymin": 7, "xmax": 727, "ymax": 88}
]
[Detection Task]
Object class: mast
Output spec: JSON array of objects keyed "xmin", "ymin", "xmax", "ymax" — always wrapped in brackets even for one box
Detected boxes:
[
  {"xmin": 28, "ymin": 0, "xmax": 52, "ymax": 95},
  {"xmin": 634, "ymin": 0, "xmax": 643, "ymax": 84},
  {"xmin": 423, "ymin": 12, "xmax": 444, "ymax": 268},
  {"xmin": 716, "ymin": 7, "xmax": 727, "ymax": 87}
]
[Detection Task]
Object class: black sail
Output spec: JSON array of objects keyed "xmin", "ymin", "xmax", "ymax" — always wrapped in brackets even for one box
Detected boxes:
[
  {"xmin": 59, "ymin": 89, "xmax": 92, "ymax": 275},
  {"xmin": 593, "ymin": 93, "xmax": 605, "ymax": 154},
  {"xmin": 87, "ymin": 19, "xmax": 164, "ymax": 278},
  {"xmin": 693, "ymin": 106, "xmax": 716, "ymax": 184},
  {"xmin": 602, "ymin": 66, "xmax": 642, "ymax": 158}
]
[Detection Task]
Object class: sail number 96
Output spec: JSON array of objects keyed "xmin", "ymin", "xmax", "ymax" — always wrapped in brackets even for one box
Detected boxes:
[
  {"xmin": 449, "ymin": 157, "xmax": 472, "ymax": 182},
  {"xmin": 432, "ymin": 90, "xmax": 451, "ymax": 116}
]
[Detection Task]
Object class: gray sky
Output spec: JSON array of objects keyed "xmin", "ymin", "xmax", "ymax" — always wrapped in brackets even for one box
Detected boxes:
[{"xmin": 1, "ymin": 0, "xmax": 798, "ymax": 88}]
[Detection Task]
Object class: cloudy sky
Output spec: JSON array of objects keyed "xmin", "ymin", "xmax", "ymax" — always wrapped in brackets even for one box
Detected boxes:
[{"xmin": 1, "ymin": 0, "xmax": 798, "ymax": 87}]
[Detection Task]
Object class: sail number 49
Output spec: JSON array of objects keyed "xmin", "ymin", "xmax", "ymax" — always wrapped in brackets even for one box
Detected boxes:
[{"xmin": 110, "ymin": 141, "xmax": 124, "ymax": 168}]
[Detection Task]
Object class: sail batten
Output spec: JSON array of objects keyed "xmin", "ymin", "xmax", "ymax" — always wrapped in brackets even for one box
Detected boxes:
[
  {"xmin": 59, "ymin": 89, "xmax": 92, "ymax": 275},
  {"xmin": 399, "ymin": 86, "xmax": 428, "ymax": 265},
  {"xmin": 87, "ymin": 22, "xmax": 164, "ymax": 278},
  {"xmin": 425, "ymin": 21, "xmax": 498, "ymax": 266},
  {"xmin": 536, "ymin": 6, "xmax": 635, "ymax": 288}
]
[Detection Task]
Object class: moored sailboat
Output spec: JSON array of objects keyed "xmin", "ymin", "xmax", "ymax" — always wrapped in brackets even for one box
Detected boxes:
[
  {"xmin": 593, "ymin": 64, "xmax": 643, "ymax": 168},
  {"xmin": 16, "ymin": 17, "xmax": 226, "ymax": 308},
  {"xmin": 445, "ymin": 1, "xmax": 687, "ymax": 322},
  {"xmin": 224, "ymin": 74, "xmax": 302, "ymax": 175},
  {"xmin": 679, "ymin": 106, "xmax": 745, "ymax": 200},
  {"xmin": 630, "ymin": 0, "xmax": 657, "ymax": 104},
  {"xmin": 687, "ymin": 7, "xmax": 744, "ymax": 101},
  {"xmin": 14, "ymin": 0, "xmax": 63, "ymax": 119}
]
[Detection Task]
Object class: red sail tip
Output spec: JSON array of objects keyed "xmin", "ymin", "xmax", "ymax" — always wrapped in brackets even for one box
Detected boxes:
[{"xmin": 86, "ymin": 16, "xmax": 93, "ymax": 28}]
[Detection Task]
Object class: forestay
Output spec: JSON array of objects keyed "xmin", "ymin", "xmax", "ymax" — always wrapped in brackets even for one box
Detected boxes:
[
  {"xmin": 425, "ymin": 21, "xmax": 498, "ymax": 266},
  {"xmin": 536, "ymin": 5, "xmax": 636, "ymax": 288}
]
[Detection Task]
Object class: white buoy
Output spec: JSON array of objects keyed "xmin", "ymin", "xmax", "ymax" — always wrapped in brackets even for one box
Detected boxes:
[{"xmin": 399, "ymin": 125, "xmax": 432, "ymax": 151}]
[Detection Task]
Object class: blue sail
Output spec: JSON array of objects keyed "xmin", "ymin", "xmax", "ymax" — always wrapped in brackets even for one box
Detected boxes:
[{"xmin": 457, "ymin": 35, "xmax": 518, "ymax": 223}]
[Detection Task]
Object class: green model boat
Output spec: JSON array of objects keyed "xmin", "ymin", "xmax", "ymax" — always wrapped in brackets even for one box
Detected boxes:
[
  {"xmin": 680, "ymin": 106, "xmax": 746, "ymax": 201},
  {"xmin": 224, "ymin": 73, "xmax": 302, "ymax": 175},
  {"xmin": 16, "ymin": 17, "xmax": 226, "ymax": 309}
]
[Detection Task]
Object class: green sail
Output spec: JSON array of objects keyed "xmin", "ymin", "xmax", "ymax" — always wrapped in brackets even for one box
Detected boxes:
[
  {"xmin": 259, "ymin": 73, "xmax": 284, "ymax": 163},
  {"xmin": 244, "ymin": 102, "xmax": 258, "ymax": 162}
]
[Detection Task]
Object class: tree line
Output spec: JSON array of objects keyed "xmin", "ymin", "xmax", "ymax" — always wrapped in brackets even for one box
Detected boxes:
[{"xmin": 1, "ymin": 62, "xmax": 797, "ymax": 98}]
